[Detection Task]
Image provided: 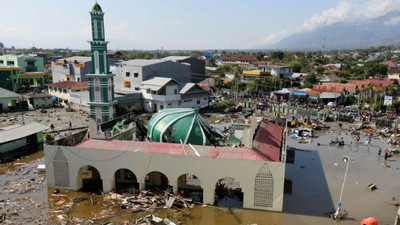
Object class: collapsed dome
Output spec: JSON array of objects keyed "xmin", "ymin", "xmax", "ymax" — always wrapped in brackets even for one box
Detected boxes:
[{"xmin": 148, "ymin": 108, "xmax": 219, "ymax": 146}]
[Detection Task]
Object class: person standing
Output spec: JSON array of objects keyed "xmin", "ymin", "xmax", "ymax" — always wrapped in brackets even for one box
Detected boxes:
[
  {"xmin": 69, "ymin": 121, "xmax": 72, "ymax": 129},
  {"xmin": 378, "ymin": 148, "xmax": 382, "ymax": 157},
  {"xmin": 384, "ymin": 150, "xmax": 389, "ymax": 161}
]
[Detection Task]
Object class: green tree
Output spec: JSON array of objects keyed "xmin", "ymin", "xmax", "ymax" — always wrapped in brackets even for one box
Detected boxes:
[
  {"xmin": 364, "ymin": 62, "xmax": 388, "ymax": 78},
  {"xmin": 338, "ymin": 78, "xmax": 348, "ymax": 84},
  {"xmin": 209, "ymin": 58, "xmax": 217, "ymax": 67},
  {"xmin": 288, "ymin": 60, "xmax": 302, "ymax": 73},
  {"xmin": 213, "ymin": 76, "xmax": 223, "ymax": 89},
  {"xmin": 247, "ymin": 80, "xmax": 259, "ymax": 92},
  {"xmin": 270, "ymin": 51, "xmax": 285, "ymax": 61},
  {"xmin": 302, "ymin": 73, "xmax": 319, "ymax": 88},
  {"xmin": 316, "ymin": 66, "xmax": 325, "ymax": 74}
]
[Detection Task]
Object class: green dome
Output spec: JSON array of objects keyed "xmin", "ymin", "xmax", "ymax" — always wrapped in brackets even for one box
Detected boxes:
[
  {"xmin": 91, "ymin": 2, "xmax": 103, "ymax": 13},
  {"xmin": 148, "ymin": 108, "xmax": 217, "ymax": 146}
]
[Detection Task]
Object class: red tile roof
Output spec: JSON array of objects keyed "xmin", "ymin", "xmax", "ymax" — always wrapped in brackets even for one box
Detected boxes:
[
  {"xmin": 47, "ymin": 81, "xmax": 88, "ymax": 90},
  {"xmin": 76, "ymin": 139, "xmax": 270, "ymax": 162},
  {"xmin": 364, "ymin": 78, "xmax": 393, "ymax": 88},
  {"xmin": 312, "ymin": 83, "xmax": 357, "ymax": 94},
  {"xmin": 252, "ymin": 120, "xmax": 283, "ymax": 162},
  {"xmin": 388, "ymin": 69, "xmax": 400, "ymax": 74},
  {"xmin": 381, "ymin": 61, "xmax": 397, "ymax": 68},
  {"xmin": 221, "ymin": 55, "xmax": 258, "ymax": 62}
]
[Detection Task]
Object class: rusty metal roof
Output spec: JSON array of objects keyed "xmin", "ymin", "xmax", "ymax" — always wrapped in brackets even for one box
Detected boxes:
[{"xmin": 76, "ymin": 139, "xmax": 270, "ymax": 162}]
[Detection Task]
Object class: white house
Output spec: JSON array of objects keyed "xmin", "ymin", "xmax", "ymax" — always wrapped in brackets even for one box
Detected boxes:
[{"xmin": 141, "ymin": 77, "xmax": 211, "ymax": 112}]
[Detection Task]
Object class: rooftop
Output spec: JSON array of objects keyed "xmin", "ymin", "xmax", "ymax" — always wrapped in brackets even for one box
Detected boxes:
[
  {"xmin": 179, "ymin": 83, "xmax": 209, "ymax": 95},
  {"xmin": 0, "ymin": 123, "xmax": 49, "ymax": 145},
  {"xmin": 123, "ymin": 59, "xmax": 163, "ymax": 67},
  {"xmin": 141, "ymin": 77, "xmax": 180, "ymax": 91},
  {"xmin": 58, "ymin": 56, "xmax": 92, "ymax": 63},
  {"xmin": 312, "ymin": 83, "xmax": 357, "ymax": 94},
  {"xmin": 47, "ymin": 81, "xmax": 89, "ymax": 90},
  {"xmin": 253, "ymin": 120, "xmax": 283, "ymax": 162},
  {"xmin": 76, "ymin": 139, "xmax": 270, "ymax": 161},
  {"xmin": 0, "ymin": 87, "xmax": 20, "ymax": 99},
  {"xmin": 162, "ymin": 56, "xmax": 191, "ymax": 61}
]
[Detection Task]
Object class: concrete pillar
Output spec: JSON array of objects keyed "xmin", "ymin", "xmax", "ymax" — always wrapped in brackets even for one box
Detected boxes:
[
  {"xmin": 202, "ymin": 184, "xmax": 215, "ymax": 205},
  {"xmin": 173, "ymin": 182, "xmax": 178, "ymax": 194},
  {"xmin": 139, "ymin": 182, "xmax": 145, "ymax": 191},
  {"xmin": 103, "ymin": 178, "xmax": 113, "ymax": 193}
]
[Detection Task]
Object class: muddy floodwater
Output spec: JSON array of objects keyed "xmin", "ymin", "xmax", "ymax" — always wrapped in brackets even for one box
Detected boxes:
[{"xmin": 1, "ymin": 123, "xmax": 399, "ymax": 224}]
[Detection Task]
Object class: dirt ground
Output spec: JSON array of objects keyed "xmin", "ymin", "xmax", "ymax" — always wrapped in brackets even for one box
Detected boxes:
[{"xmin": 0, "ymin": 107, "xmax": 89, "ymax": 130}]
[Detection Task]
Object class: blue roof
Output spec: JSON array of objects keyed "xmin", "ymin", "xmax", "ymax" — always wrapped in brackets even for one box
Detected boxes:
[{"xmin": 204, "ymin": 53, "xmax": 212, "ymax": 59}]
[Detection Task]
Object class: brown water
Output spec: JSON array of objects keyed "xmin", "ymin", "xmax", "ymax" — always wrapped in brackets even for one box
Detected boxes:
[{"xmin": 47, "ymin": 187, "xmax": 282, "ymax": 224}]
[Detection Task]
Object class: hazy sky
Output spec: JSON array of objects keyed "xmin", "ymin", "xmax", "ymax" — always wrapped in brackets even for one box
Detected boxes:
[{"xmin": 0, "ymin": 0, "xmax": 399, "ymax": 50}]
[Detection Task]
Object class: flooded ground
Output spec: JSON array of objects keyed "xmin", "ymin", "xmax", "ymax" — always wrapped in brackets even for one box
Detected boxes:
[{"xmin": 1, "ymin": 121, "xmax": 399, "ymax": 224}]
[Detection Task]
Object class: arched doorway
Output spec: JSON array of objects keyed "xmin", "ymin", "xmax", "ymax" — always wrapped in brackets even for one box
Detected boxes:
[
  {"xmin": 114, "ymin": 169, "xmax": 138, "ymax": 194},
  {"xmin": 177, "ymin": 173, "xmax": 203, "ymax": 203},
  {"xmin": 214, "ymin": 177, "xmax": 243, "ymax": 208},
  {"xmin": 145, "ymin": 171, "xmax": 170, "ymax": 192},
  {"xmin": 78, "ymin": 165, "xmax": 103, "ymax": 194}
]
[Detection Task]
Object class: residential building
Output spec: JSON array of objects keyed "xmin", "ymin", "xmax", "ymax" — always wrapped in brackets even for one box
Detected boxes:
[
  {"xmin": 162, "ymin": 56, "xmax": 207, "ymax": 83},
  {"xmin": 139, "ymin": 77, "xmax": 211, "ymax": 112},
  {"xmin": 319, "ymin": 92, "xmax": 345, "ymax": 105},
  {"xmin": 179, "ymin": 83, "xmax": 210, "ymax": 108},
  {"xmin": 113, "ymin": 59, "xmax": 191, "ymax": 92},
  {"xmin": 47, "ymin": 81, "xmax": 89, "ymax": 106},
  {"xmin": 388, "ymin": 69, "xmax": 400, "ymax": 80},
  {"xmin": 259, "ymin": 65, "xmax": 293, "ymax": 79},
  {"xmin": 0, "ymin": 66, "xmax": 20, "ymax": 90},
  {"xmin": 51, "ymin": 56, "xmax": 117, "ymax": 83},
  {"xmin": 24, "ymin": 93, "xmax": 53, "ymax": 109},
  {"xmin": 107, "ymin": 50, "xmax": 124, "ymax": 59},
  {"xmin": 141, "ymin": 77, "xmax": 181, "ymax": 112},
  {"xmin": 220, "ymin": 55, "xmax": 258, "ymax": 65},
  {"xmin": 312, "ymin": 83, "xmax": 357, "ymax": 95},
  {"xmin": 1, "ymin": 123, "xmax": 48, "ymax": 161},
  {"xmin": 0, "ymin": 87, "xmax": 20, "ymax": 112},
  {"xmin": 381, "ymin": 61, "xmax": 398, "ymax": 69},
  {"xmin": 51, "ymin": 56, "xmax": 91, "ymax": 82},
  {"xmin": 0, "ymin": 55, "xmax": 44, "ymax": 73},
  {"xmin": 0, "ymin": 55, "xmax": 46, "ymax": 90},
  {"xmin": 318, "ymin": 74, "xmax": 340, "ymax": 83},
  {"xmin": 241, "ymin": 70, "xmax": 271, "ymax": 83}
]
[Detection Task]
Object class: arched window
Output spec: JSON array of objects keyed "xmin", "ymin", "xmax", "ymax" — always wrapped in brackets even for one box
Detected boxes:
[
  {"xmin": 95, "ymin": 107, "xmax": 102, "ymax": 123},
  {"xmin": 93, "ymin": 19, "xmax": 98, "ymax": 39},
  {"xmin": 103, "ymin": 51, "xmax": 108, "ymax": 74},
  {"xmin": 109, "ymin": 106, "xmax": 114, "ymax": 120},
  {"xmin": 94, "ymin": 78, "xmax": 101, "ymax": 102},
  {"xmin": 101, "ymin": 21, "xmax": 105, "ymax": 39},
  {"xmin": 94, "ymin": 51, "xmax": 100, "ymax": 74},
  {"xmin": 107, "ymin": 78, "xmax": 112, "ymax": 101}
]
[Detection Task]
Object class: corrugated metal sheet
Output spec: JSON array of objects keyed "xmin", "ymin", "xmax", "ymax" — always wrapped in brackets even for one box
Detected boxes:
[
  {"xmin": 252, "ymin": 120, "xmax": 283, "ymax": 162},
  {"xmin": 0, "ymin": 123, "xmax": 49, "ymax": 144},
  {"xmin": 76, "ymin": 139, "xmax": 270, "ymax": 161}
]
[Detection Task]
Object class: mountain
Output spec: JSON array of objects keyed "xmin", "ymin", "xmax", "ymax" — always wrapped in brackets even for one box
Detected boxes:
[{"xmin": 268, "ymin": 11, "xmax": 400, "ymax": 50}]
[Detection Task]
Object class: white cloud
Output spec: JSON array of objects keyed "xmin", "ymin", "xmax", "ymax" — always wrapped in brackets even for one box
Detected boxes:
[
  {"xmin": 384, "ymin": 16, "xmax": 400, "ymax": 25},
  {"xmin": 261, "ymin": 0, "xmax": 400, "ymax": 45},
  {"xmin": 260, "ymin": 28, "xmax": 301, "ymax": 45}
]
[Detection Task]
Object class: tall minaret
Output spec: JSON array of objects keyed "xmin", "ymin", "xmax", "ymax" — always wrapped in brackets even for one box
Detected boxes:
[{"xmin": 87, "ymin": 1, "xmax": 116, "ymax": 129}]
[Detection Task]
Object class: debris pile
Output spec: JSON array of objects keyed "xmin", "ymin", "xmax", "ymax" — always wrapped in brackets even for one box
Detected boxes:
[{"xmin": 48, "ymin": 190, "xmax": 195, "ymax": 224}]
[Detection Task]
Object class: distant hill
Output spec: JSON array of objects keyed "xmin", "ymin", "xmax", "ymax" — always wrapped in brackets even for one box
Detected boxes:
[{"xmin": 268, "ymin": 11, "xmax": 400, "ymax": 50}]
